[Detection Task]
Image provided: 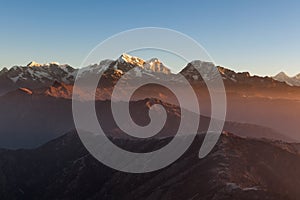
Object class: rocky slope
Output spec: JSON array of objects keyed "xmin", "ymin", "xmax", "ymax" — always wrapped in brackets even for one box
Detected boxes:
[
  {"xmin": 0, "ymin": 131, "xmax": 298, "ymax": 200},
  {"xmin": 0, "ymin": 61, "xmax": 76, "ymax": 95},
  {"xmin": 273, "ymin": 71, "xmax": 300, "ymax": 86}
]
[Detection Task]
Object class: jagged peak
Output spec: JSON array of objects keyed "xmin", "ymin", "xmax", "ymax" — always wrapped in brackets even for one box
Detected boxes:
[
  {"xmin": 117, "ymin": 53, "xmax": 171, "ymax": 74},
  {"xmin": 180, "ymin": 60, "xmax": 216, "ymax": 74},
  {"xmin": 147, "ymin": 58, "xmax": 160, "ymax": 63},
  {"xmin": 118, "ymin": 53, "xmax": 145, "ymax": 67},
  {"xmin": 27, "ymin": 61, "xmax": 43, "ymax": 67},
  {"xmin": 0, "ymin": 67, "xmax": 8, "ymax": 73},
  {"xmin": 275, "ymin": 71, "xmax": 290, "ymax": 78},
  {"xmin": 27, "ymin": 61, "xmax": 65, "ymax": 68},
  {"xmin": 294, "ymin": 73, "xmax": 300, "ymax": 79},
  {"xmin": 190, "ymin": 60, "xmax": 214, "ymax": 66},
  {"xmin": 186, "ymin": 60, "xmax": 252, "ymax": 78}
]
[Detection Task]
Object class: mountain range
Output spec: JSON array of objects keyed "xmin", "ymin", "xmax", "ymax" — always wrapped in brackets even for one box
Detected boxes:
[
  {"xmin": 1, "ymin": 53, "xmax": 297, "ymax": 96},
  {"xmin": 1, "ymin": 54, "xmax": 300, "ymax": 199}
]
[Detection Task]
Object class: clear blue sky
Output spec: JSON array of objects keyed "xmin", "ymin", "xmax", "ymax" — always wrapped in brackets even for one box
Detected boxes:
[{"xmin": 0, "ymin": 0, "xmax": 299, "ymax": 76}]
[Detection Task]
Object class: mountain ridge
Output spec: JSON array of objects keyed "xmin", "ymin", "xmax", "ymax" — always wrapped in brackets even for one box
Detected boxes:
[
  {"xmin": 273, "ymin": 71, "xmax": 300, "ymax": 86},
  {"xmin": 0, "ymin": 130, "xmax": 298, "ymax": 200},
  {"xmin": 0, "ymin": 53, "xmax": 297, "ymax": 97}
]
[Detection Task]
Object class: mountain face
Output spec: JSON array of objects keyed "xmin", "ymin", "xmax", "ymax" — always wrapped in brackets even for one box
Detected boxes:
[
  {"xmin": 273, "ymin": 71, "xmax": 300, "ymax": 86},
  {"xmin": 0, "ymin": 62, "xmax": 76, "ymax": 95},
  {"xmin": 0, "ymin": 131, "xmax": 298, "ymax": 200},
  {"xmin": 180, "ymin": 60, "xmax": 248, "ymax": 82},
  {"xmin": 180, "ymin": 61, "xmax": 289, "ymax": 88},
  {"xmin": 77, "ymin": 53, "xmax": 173, "ymax": 89},
  {"xmin": 80, "ymin": 53, "xmax": 171, "ymax": 78},
  {"xmin": 118, "ymin": 53, "xmax": 171, "ymax": 74}
]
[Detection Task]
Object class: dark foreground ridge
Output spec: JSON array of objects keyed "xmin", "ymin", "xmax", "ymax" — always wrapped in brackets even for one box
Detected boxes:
[{"xmin": 0, "ymin": 131, "xmax": 300, "ymax": 200}]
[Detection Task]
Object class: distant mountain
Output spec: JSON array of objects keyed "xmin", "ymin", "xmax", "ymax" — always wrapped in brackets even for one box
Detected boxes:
[
  {"xmin": 77, "ymin": 53, "xmax": 174, "ymax": 90},
  {"xmin": 0, "ymin": 61, "xmax": 76, "ymax": 95},
  {"xmin": 80, "ymin": 53, "xmax": 171, "ymax": 78},
  {"xmin": 181, "ymin": 61, "xmax": 290, "ymax": 89},
  {"xmin": 0, "ymin": 131, "xmax": 298, "ymax": 200},
  {"xmin": 0, "ymin": 54, "xmax": 174, "ymax": 95},
  {"xmin": 0, "ymin": 85, "xmax": 291, "ymax": 148},
  {"xmin": 0, "ymin": 54, "xmax": 297, "ymax": 96},
  {"xmin": 118, "ymin": 53, "xmax": 171, "ymax": 74},
  {"xmin": 180, "ymin": 60, "xmax": 250, "ymax": 82},
  {"xmin": 273, "ymin": 71, "xmax": 300, "ymax": 86}
]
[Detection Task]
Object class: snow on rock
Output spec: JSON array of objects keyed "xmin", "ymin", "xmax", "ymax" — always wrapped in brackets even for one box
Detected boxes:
[
  {"xmin": 273, "ymin": 71, "xmax": 300, "ymax": 86},
  {"xmin": 117, "ymin": 53, "xmax": 171, "ymax": 74},
  {"xmin": 27, "ymin": 61, "xmax": 62, "ymax": 67},
  {"xmin": 10, "ymin": 75, "xmax": 20, "ymax": 83},
  {"xmin": 27, "ymin": 61, "xmax": 43, "ymax": 67},
  {"xmin": 4, "ymin": 62, "xmax": 77, "ymax": 85},
  {"xmin": 226, "ymin": 183, "xmax": 259, "ymax": 192},
  {"xmin": 119, "ymin": 53, "xmax": 145, "ymax": 67}
]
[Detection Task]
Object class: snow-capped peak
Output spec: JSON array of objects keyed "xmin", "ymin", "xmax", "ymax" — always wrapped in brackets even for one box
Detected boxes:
[
  {"xmin": 27, "ymin": 61, "xmax": 62, "ymax": 67},
  {"xmin": 27, "ymin": 61, "xmax": 43, "ymax": 67},
  {"xmin": 144, "ymin": 58, "xmax": 170, "ymax": 74},
  {"xmin": 147, "ymin": 58, "xmax": 160, "ymax": 63},
  {"xmin": 118, "ymin": 53, "xmax": 145, "ymax": 67},
  {"xmin": 294, "ymin": 73, "xmax": 300, "ymax": 80},
  {"xmin": 274, "ymin": 71, "xmax": 289, "ymax": 79},
  {"xmin": 2, "ymin": 61, "xmax": 77, "ymax": 85},
  {"xmin": 273, "ymin": 71, "xmax": 300, "ymax": 86},
  {"xmin": 117, "ymin": 53, "xmax": 171, "ymax": 74}
]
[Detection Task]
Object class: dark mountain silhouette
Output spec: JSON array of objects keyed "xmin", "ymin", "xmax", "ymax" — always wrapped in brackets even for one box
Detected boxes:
[{"xmin": 0, "ymin": 131, "xmax": 298, "ymax": 200}]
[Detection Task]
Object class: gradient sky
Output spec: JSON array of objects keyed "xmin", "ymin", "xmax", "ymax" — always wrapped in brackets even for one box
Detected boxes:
[{"xmin": 0, "ymin": 0, "xmax": 299, "ymax": 76}]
